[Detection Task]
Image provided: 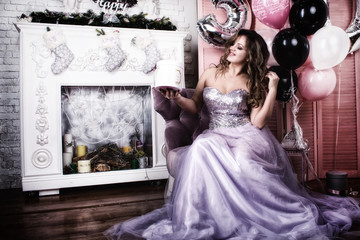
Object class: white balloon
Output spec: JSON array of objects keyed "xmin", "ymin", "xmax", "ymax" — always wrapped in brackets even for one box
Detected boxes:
[{"xmin": 310, "ymin": 25, "xmax": 350, "ymax": 70}]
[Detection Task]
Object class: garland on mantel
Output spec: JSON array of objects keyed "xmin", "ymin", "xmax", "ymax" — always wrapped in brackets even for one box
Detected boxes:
[{"xmin": 19, "ymin": 9, "xmax": 177, "ymax": 31}]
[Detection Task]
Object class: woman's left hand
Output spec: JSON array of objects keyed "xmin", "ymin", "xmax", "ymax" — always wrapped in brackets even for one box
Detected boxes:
[
  {"xmin": 266, "ymin": 71, "xmax": 280, "ymax": 92},
  {"xmin": 159, "ymin": 88, "xmax": 180, "ymax": 100}
]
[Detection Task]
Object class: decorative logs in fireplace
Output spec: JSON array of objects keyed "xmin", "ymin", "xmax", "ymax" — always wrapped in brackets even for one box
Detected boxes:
[{"xmin": 64, "ymin": 142, "xmax": 148, "ymax": 174}]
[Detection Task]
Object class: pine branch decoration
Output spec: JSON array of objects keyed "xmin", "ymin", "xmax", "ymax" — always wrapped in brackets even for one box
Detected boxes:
[{"xmin": 19, "ymin": 9, "xmax": 177, "ymax": 31}]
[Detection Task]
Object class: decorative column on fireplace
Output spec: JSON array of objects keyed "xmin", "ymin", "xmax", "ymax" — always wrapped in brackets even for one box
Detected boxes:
[{"xmin": 16, "ymin": 22, "xmax": 186, "ymax": 196}]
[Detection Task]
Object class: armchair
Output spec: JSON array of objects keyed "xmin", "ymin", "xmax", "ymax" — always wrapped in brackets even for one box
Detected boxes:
[{"xmin": 153, "ymin": 88, "xmax": 210, "ymax": 178}]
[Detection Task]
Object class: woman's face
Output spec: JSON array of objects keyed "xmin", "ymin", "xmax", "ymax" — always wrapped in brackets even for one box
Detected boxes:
[
  {"xmin": 227, "ymin": 36, "xmax": 247, "ymax": 64},
  {"xmin": 227, "ymin": 35, "xmax": 248, "ymax": 65}
]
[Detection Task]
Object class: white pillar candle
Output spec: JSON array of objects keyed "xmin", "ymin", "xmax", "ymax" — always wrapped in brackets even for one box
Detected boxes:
[
  {"xmin": 77, "ymin": 160, "xmax": 91, "ymax": 173},
  {"xmin": 63, "ymin": 134, "xmax": 73, "ymax": 153},
  {"xmin": 63, "ymin": 152, "xmax": 73, "ymax": 166},
  {"xmin": 138, "ymin": 157, "xmax": 148, "ymax": 169}
]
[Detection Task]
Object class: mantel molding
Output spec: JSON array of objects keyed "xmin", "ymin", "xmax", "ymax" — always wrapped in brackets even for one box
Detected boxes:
[
  {"xmin": 17, "ymin": 21, "xmax": 187, "ymax": 195},
  {"xmin": 15, "ymin": 22, "xmax": 187, "ymax": 40}
]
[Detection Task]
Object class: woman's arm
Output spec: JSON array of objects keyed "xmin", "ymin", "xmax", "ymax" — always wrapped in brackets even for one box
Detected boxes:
[
  {"xmin": 160, "ymin": 68, "xmax": 211, "ymax": 114},
  {"xmin": 250, "ymin": 71, "xmax": 279, "ymax": 129}
]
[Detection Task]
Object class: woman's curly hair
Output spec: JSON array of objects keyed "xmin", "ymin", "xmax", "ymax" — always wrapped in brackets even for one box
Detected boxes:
[{"xmin": 216, "ymin": 29, "xmax": 270, "ymax": 108}]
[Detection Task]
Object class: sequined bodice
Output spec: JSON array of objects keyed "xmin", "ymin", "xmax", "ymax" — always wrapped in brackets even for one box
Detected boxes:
[{"xmin": 203, "ymin": 87, "xmax": 250, "ymax": 129}]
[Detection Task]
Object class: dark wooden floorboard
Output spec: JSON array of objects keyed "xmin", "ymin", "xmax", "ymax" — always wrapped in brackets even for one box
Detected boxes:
[
  {"xmin": 0, "ymin": 181, "xmax": 166, "ymax": 240},
  {"xmin": 0, "ymin": 179, "xmax": 359, "ymax": 240}
]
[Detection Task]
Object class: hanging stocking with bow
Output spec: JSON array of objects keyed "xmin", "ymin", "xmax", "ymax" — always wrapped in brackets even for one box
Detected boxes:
[
  {"xmin": 97, "ymin": 29, "xmax": 126, "ymax": 72},
  {"xmin": 131, "ymin": 33, "xmax": 160, "ymax": 74},
  {"xmin": 43, "ymin": 28, "xmax": 74, "ymax": 75}
]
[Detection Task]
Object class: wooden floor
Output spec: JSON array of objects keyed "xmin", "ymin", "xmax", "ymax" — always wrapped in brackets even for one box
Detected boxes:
[
  {"xmin": 0, "ymin": 179, "xmax": 359, "ymax": 240},
  {"xmin": 0, "ymin": 180, "xmax": 167, "ymax": 240}
]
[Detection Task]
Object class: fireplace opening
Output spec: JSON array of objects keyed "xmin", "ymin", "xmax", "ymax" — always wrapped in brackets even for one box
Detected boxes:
[{"xmin": 61, "ymin": 85, "xmax": 153, "ymax": 174}]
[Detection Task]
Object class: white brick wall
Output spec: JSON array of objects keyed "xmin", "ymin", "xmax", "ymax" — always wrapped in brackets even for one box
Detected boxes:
[{"xmin": 0, "ymin": 0, "xmax": 198, "ymax": 189}]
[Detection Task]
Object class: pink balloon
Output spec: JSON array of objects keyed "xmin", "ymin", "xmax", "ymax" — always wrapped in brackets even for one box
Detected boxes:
[
  {"xmin": 252, "ymin": 0, "xmax": 290, "ymax": 29},
  {"xmin": 298, "ymin": 66, "xmax": 336, "ymax": 101},
  {"xmin": 257, "ymin": 28, "xmax": 279, "ymax": 66}
]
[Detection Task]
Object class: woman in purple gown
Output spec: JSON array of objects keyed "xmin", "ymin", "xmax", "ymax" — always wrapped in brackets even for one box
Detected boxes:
[{"xmin": 105, "ymin": 29, "xmax": 360, "ymax": 239}]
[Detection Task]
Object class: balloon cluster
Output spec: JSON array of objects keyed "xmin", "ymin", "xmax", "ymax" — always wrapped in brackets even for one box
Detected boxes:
[
  {"xmin": 250, "ymin": 0, "xmax": 359, "ymax": 152},
  {"xmin": 198, "ymin": 0, "xmax": 360, "ymax": 102},
  {"xmin": 255, "ymin": 0, "xmax": 360, "ymax": 103},
  {"xmin": 256, "ymin": 0, "xmax": 330, "ymax": 102}
]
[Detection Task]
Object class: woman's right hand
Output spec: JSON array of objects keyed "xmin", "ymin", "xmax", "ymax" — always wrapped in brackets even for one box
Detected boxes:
[{"xmin": 265, "ymin": 71, "xmax": 279, "ymax": 93}]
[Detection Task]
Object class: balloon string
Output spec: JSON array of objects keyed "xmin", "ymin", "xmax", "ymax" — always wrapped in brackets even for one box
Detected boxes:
[
  {"xmin": 334, "ymin": 64, "xmax": 342, "ymax": 169},
  {"xmin": 290, "ymin": 70, "xmax": 307, "ymax": 150},
  {"xmin": 302, "ymin": 149, "xmax": 325, "ymax": 193},
  {"xmin": 290, "ymin": 70, "xmax": 324, "ymax": 191}
]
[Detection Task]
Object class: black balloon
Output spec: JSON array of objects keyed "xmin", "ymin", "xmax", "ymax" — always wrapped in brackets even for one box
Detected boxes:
[
  {"xmin": 272, "ymin": 28, "xmax": 309, "ymax": 70},
  {"xmin": 289, "ymin": 0, "xmax": 328, "ymax": 36},
  {"xmin": 269, "ymin": 66, "xmax": 298, "ymax": 102}
]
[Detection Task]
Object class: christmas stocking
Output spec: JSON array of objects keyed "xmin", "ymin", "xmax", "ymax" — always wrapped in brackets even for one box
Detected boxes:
[
  {"xmin": 142, "ymin": 43, "xmax": 160, "ymax": 73},
  {"xmin": 43, "ymin": 28, "xmax": 74, "ymax": 75},
  {"xmin": 131, "ymin": 34, "xmax": 160, "ymax": 74},
  {"xmin": 99, "ymin": 31, "xmax": 126, "ymax": 72}
]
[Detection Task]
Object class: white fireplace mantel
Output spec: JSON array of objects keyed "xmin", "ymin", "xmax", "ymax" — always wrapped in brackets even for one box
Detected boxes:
[{"xmin": 16, "ymin": 22, "xmax": 187, "ymax": 196}]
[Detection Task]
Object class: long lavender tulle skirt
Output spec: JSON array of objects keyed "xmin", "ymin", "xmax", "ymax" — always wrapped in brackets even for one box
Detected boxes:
[{"xmin": 104, "ymin": 123, "xmax": 360, "ymax": 240}]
